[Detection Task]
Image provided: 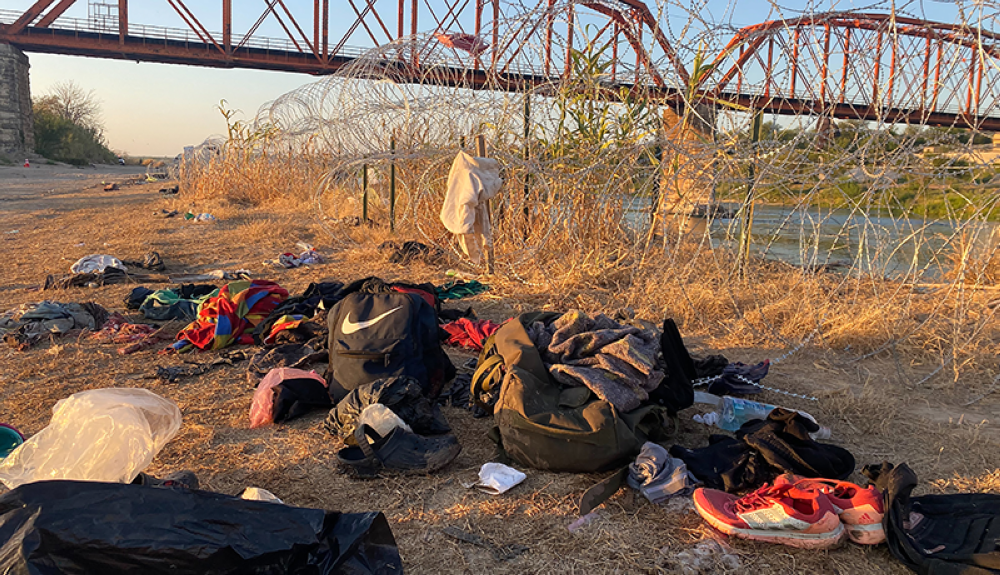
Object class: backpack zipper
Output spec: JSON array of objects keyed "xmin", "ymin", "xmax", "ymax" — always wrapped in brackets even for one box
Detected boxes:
[{"xmin": 338, "ymin": 350, "xmax": 392, "ymax": 366}]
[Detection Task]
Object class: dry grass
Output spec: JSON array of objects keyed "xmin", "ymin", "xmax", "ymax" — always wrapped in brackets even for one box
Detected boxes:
[
  {"xmin": 5, "ymin": 165, "xmax": 1000, "ymax": 574},
  {"xmin": 181, "ymin": 149, "xmax": 1000, "ymax": 391}
]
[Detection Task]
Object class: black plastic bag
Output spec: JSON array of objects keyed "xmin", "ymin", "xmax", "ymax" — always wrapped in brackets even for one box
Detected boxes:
[
  {"xmin": 325, "ymin": 375, "xmax": 451, "ymax": 439},
  {"xmin": 0, "ymin": 480, "xmax": 403, "ymax": 574}
]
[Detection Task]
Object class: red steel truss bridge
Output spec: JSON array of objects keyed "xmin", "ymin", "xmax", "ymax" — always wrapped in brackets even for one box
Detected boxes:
[{"xmin": 2, "ymin": 1, "xmax": 1000, "ymax": 130}]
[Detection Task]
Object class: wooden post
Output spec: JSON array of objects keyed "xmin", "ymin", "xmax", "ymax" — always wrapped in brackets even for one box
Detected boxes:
[
  {"xmin": 523, "ymin": 92, "xmax": 530, "ymax": 233},
  {"xmin": 738, "ymin": 110, "xmax": 762, "ymax": 278},
  {"xmin": 389, "ymin": 137, "xmax": 396, "ymax": 233},
  {"xmin": 362, "ymin": 163, "xmax": 369, "ymax": 223},
  {"xmin": 476, "ymin": 134, "xmax": 495, "ymax": 274}
]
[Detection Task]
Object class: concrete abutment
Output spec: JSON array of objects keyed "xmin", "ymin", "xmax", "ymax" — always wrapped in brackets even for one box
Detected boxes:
[{"xmin": 0, "ymin": 44, "xmax": 33, "ymax": 156}]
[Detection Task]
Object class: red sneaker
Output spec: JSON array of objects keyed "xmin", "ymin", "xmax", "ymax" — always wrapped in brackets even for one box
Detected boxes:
[
  {"xmin": 774, "ymin": 474, "xmax": 885, "ymax": 545},
  {"xmin": 693, "ymin": 484, "xmax": 845, "ymax": 549}
]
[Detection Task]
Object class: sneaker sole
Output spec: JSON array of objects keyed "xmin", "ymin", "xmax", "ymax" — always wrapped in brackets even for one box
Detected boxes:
[
  {"xmin": 699, "ymin": 510, "xmax": 847, "ymax": 550},
  {"xmin": 844, "ymin": 522, "xmax": 886, "ymax": 545}
]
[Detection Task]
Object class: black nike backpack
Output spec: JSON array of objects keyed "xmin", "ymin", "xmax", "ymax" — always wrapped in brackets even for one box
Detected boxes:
[{"xmin": 326, "ymin": 292, "xmax": 455, "ymax": 402}]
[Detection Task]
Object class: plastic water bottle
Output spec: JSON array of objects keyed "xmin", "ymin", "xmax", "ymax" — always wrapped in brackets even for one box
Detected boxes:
[
  {"xmin": 718, "ymin": 397, "xmax": 776, "ymax": 432},
  {"xmin": 717, "ymin": 396, "xmax": 832, "ymax": 439}
]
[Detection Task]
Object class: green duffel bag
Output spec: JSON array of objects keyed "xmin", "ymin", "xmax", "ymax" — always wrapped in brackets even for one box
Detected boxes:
[{"xmin": 471, "ymin": 312, "xmax": 672, "ymax": 473}]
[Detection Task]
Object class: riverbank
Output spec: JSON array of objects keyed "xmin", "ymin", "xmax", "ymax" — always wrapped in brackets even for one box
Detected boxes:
[{"xmin": 2, "ymin": 163, "xmax": 1000, "ymax": 574}]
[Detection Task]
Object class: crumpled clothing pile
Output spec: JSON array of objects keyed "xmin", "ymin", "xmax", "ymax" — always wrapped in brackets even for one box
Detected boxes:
[
  {"xmin": 627, "ymin": 442, "xmax": 698, "ymax": 503},
  {"xmin": 90, "ymin": 313, "xmax": 157, "ymax": 344},
  {"xmin": 89, "ymin": 312, "xmax": 172, "ymax": 355},
  {"xmin": 267, "ymin": 243, "xmax": 324, "ymax": 269},
  {"xmin": 441, "ymin": 318, "xmax": 502, "ymax": 351},
  {"xmin": 1, "ymin": 301, "xmax": 109, "ymax": 350},
  {"xmin": 169, "ymin": 280, "xmax": 288, "ymax": 352},
  {"xmin": 526, "ymin": 310, "xmax": 663, "ymax": 412}
]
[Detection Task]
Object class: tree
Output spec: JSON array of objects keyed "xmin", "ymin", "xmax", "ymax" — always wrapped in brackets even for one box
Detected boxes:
[
  {"xmin": 32, "ymin": 81, "xmax": 114, "ymax": 164},
  {"xmin": 38, "ymin": 80, "xmax": 103, "ymax": 131}
]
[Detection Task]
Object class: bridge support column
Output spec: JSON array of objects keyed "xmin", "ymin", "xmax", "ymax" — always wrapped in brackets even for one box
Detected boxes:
[
  {"xmin": 815, "ymin": 115, "xmax": 836, "ymax": 148},
  {"xmin": 0, "ymin": 44, "xmax": 33, "ymax": 155},
  {"xmin": 657, "ymin": 103, "xmax": 718, "ymax": 235}
]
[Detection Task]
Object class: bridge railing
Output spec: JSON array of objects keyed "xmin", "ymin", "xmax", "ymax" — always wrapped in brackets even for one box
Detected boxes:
[{"xmin": 0, "ymin": 8, "xmax": 370, "ymax": 60}]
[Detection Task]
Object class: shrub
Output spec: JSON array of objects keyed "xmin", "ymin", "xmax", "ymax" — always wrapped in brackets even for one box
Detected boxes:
[{"xmin": 33, "ymin": 103, "xmax": 115, "ymax": 165}]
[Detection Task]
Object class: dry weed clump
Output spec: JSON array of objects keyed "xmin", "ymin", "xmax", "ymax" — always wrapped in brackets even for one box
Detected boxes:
[
  {"xmin": 182, "ymin": 148, "xmax": 328, "ymax": 206},
  {"xmin": 944, "ymin": 228, "xmax": 1000, "ymax": 286}
]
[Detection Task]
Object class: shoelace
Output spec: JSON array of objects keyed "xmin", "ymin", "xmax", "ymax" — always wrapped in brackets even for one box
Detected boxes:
[{"xmin": 733, "ymin": 483, "xmax": 790, "ymax": 513}]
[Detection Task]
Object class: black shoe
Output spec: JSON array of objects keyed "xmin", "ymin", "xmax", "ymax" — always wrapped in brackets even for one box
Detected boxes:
[{"xmin": 337, "ymin": 424, "xmax": 461, "ymax": 477}]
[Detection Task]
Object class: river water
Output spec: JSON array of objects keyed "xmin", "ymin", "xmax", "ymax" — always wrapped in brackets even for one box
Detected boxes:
[{"xmin": 625, "ymin": 200, "xmax": 998, "ymax": 278}]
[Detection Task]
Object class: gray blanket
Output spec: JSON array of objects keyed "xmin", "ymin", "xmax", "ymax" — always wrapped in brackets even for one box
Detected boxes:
[{"xmin": 527, "ymin": 310, "xmax": 663, "ymax": 411}]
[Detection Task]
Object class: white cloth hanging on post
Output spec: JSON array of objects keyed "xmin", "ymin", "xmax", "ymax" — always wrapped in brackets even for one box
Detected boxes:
[{"xmin": 439, "ymin": 150, "xmax": 503, "ymax": 265}]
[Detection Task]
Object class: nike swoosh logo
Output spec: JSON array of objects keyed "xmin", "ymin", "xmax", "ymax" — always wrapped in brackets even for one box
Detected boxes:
[{"xmin": 342, "ymin": 306, "xmax": 402, "ymax": 335}]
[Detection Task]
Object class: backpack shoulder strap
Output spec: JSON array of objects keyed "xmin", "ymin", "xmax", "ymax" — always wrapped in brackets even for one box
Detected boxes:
[{"xmin": 470, "ymin": 330, "xmax": 505, "ymax": 409}]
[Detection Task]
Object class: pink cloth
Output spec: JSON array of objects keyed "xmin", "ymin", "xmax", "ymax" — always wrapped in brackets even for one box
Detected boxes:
[{"xmin": 249, "ymin": 368, "xmax": 326, "ymax": 429}]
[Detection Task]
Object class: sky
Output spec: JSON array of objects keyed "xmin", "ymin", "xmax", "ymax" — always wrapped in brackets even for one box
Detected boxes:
[{"xmin": 7, "ymin": 0, "xmax": 972, "ymax": 157}]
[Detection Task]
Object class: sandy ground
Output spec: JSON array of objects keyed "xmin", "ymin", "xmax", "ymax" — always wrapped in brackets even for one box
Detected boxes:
[{"xmin": 2, "ymin": 163, "xmax": 1000, "ymax": 574}]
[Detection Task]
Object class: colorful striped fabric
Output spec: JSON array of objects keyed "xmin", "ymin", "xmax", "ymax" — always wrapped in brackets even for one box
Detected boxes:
[
  {"xmin": 170, "ymin": 280, "xmax": 288, "ymax": 352},
  {"xmin": 263, "ymin": 314, "xmax": 308, "ymax": 345}
]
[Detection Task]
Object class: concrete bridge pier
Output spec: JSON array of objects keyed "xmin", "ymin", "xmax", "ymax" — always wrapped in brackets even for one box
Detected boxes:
[
  {"xmin": 0, "ymin": 44, "xmax": 34, "ymax": 156},
  {"xmin": 657, "ymin": 103, "xmax": 718, "ymax": 235}
]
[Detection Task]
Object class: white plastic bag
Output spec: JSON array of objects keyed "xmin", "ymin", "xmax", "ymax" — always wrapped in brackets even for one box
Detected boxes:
[
  {"xmin": 0, "ymin": 388, "xmax": 182, "ymax": 489},
  {"xmin": 357, "ymin": 404, "xmax": 411, "ymax": 438},
  {"xmin": 241, "ymin": 487, "xmax": 283, "ymax": 503},
  {"xmin": 469, "ymin": 462, "xmax": 526, "ymax": 495}
]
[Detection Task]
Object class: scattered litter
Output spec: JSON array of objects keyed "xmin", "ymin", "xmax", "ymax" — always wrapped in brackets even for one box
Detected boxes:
[
  {"xmin": 184, "ymin": 212, "xmax": 215, "ymax": 222},
  {"xmin": 357, "ymin": 403, "xmax": 412, "ymax": 438},
  {"xmin": 0, "ymin": 388, "xmax": 182, "ymax": 488},
  {"xmin": 155, "ymin": 353, "xmax": 246, "ymax": 382},
  {"xmin": 463, "ymin": 462, "xmax": 526, "ymax": 495},
  {"xmin": 121, "ymin": 251, "xmax": 166, "ymax": 271},
  {"xmin": 658, "ymin": 539, "xmax": 742, "ymax": 575},
  {"xmin": 155, "ymin": 363, "xmax": 210, "ymax": 382},
  {"xmin": 324, "ymin": 376, "xmax": 451, "ymax": 440},
  {"xmin": 159, "ymin": 185, "xmax": 179, "ymax": 195},
  {"xmin": 169, "ymin": 280, "xmax": 287, "ymax": 352},
  {"xmin": 22, "ymin": 159, "xmax": 29, "ymax": 168},
  {"xmin": 268, "ymin": 243, "xmax": 325, "ymax": 268},
  {"xmin": 0, "ymin": 425, "xmax": 23, "ymax": 459},
  {"xmin": 241, "ymin": 487, "xmax": 283, "ymax": 503},
  {"xmin": 70, "ymin": 254, "xmax": 126, "ymax": 274},
  {"xmin": 567, "ymin": 511, "xmax": 602, "ymax": 533},
  {"xmin": 103, "ymin": 183, "xmax": 119, "ymax": 191},
  {"xmin": 377, "ymin": 240, "xmax": 444, "ymax": 265},
  {"xmin": 442, "ymin": 318, "xmax": 502, "ymax": 351},
  {"xmin": 0, "ymin": 481, "xmax": 402, "ymax": 574},
  {"xmin": 693, "ymin": 393, "xmax": 831, "ymax": 439},
  {"xmin": 441, "ymin": 526, "xmax": 527, "ymax": 562},
  {"xmin": 249, "ymin": 367, "xmax": 329, "ymax": 428},
  {"xmin": 1, "ymin": 301, "xmax": 108, "ymax": 351},
  {"xmin": 170, "ymin": 269, "xmax": 251, "ymax": 283},
  {"xmin": 627, "ymin": 442, "xmax": 697, "ymax": 503},
  {"xmin": 4, "ymin": 230, "xmax": 17, "ymax": 235},
  {"xmin": 445, "ymin": 269, "xmax": 475, "ymax": 280},
  {"xmin": 90, "ymin": 314, "xmax": 177, "ymax": 355},
  {"xmin": 157, "ymin": 209, "xmax": 179, "ymax": 218},
  {"xmin": 133, "ymin": 469, "xmax": 199, "ymax": 489},
  {"xmin": 435, "ymin": 279, "xmax": 490, "ymax": 300}
]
